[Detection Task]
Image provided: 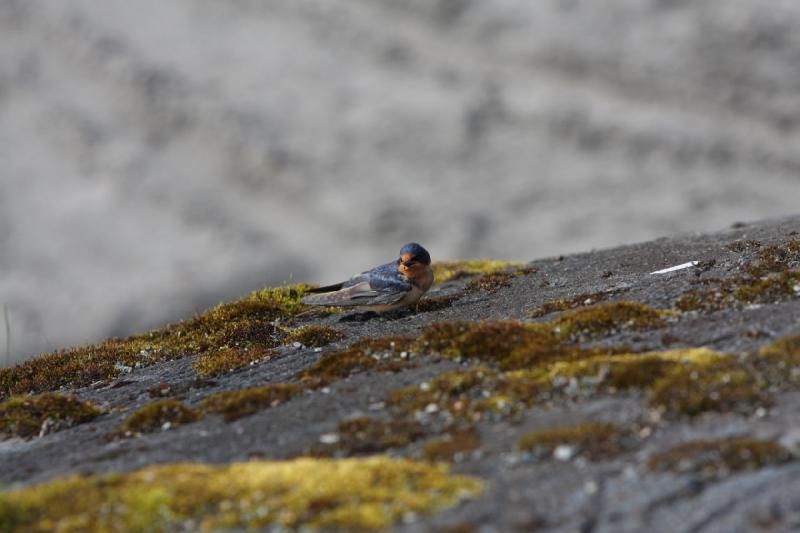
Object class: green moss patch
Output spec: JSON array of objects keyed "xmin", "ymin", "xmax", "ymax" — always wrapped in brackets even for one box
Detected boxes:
[
  {"xmin": 432, "ymin": 260, "xmax": 525, "ymax": 284},
  {"xmin": 298, "ymin": 336, "xmax": 415, "ymax": 389},
  {"xmin": 110, "ymin": 400, "xmax": 200, "ymax": 439},
  {"xmin": 518, "ymin": 422, "xmax": 632, "ymax": 461},
  {"xmin": 648, "ymin": 357, "xmax": 770, "ymax": 417},
  {"xmin": 193, "ymin": 346, "xmax": 274, "ymax": 378},
  {"xmin": 0, "ymin": 457, "xmax": 482, "ymax": 531},
  {"xmin": 415, "ymin": 321, "xmax": 557, "ymax": 370},
  {"xmin": 200, "ymin": 384, "xmax": 302, "ymax": 422},
  {"xmin": 0, "ymin": 284, "xmax": 316, "ymax": 400},
  {"xmin": 0, "ymin": 393, "xmax": 100, "ymax": 440},
  {"xmin": 648, "ymin": 437, "xmax": 792, "ymax": 478},
  {"xmin": 414, "ymin": 318, "xmax": 631, "ymax": 371},
  {"xmin": 312, "ymin": 417, "xmax": 427, "ymax": 457},
  {"xmin": 528, "ymin": 288, "xmax": 629, "ymax": 318},
  {"xmin": 550, "ymin": 301, "xmax": 668, "ymax": 341},
  {"xmin": 284, "ymin": 325, "xmax": 345, "ymax": 348}
]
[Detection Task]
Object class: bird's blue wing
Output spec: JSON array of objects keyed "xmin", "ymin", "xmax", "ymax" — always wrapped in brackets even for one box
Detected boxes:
[{"xmin": 303, "ymin": 262, "xmax": 410, "ymax": 307}]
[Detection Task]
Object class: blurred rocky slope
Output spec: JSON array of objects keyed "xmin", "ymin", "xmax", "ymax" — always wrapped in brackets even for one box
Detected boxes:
[{"xmin": 2, "ymin": 0, "xmax": 800, "ymax": 363}]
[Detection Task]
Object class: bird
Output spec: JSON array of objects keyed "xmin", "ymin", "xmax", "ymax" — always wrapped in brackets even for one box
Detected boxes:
[{"xmin": 301, "ymin": 243, "xmax": 434, "ymax": 312}]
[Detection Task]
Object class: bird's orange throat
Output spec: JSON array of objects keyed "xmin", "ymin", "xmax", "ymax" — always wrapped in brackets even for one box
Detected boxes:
[{"xmin": 401, "ymin": 264, "xmax": 433, "ymax": 292}]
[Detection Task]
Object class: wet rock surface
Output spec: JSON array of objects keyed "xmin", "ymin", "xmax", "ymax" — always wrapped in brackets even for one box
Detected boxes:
[{"xmin": 3, "ymin": 215, "xmax": 800, "ymax": 531}]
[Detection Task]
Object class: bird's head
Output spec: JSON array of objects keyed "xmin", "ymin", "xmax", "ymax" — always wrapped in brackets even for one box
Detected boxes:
[{"xmin": 397, "ymin": 243, "xmax": 432, "ymax": 277}]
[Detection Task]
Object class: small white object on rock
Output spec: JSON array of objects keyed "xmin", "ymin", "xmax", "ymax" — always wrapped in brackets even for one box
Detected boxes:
[
  {"xmin": 553, "ymin": 445, "xmax": 577, "ymax": 461},
  {"xmin": 584, "ymin": 480, "xmax": 599, "ymax": 494},
  {"xmin": 292, "ymin": 342, "xmax": 303, "ymax": 348},
  {"xmin": 424, "ymin": 403, "xmax": 439, "ymax": 414},
  {"xmin": 319, "ymin": 433, "xmax": 340, "ymax": 444},
  {"xmin": 650, "ymin": 261, "xmax": 699, "ymax": 275}
]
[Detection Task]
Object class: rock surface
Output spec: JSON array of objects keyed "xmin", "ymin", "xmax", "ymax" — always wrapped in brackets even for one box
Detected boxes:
[{"xmin": 3, "ymin": 215, "xmax": 800, "ymax": 531}]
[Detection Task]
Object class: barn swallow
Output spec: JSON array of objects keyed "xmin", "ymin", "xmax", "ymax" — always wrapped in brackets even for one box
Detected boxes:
[{"xmin": 302, "ymin": 243, "xmax": 433, "ymax": 312}]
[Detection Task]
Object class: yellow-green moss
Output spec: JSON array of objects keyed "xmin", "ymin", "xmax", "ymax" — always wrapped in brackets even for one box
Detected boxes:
[
  {"xmin": 0, "ymin": 284, "xmax": 316, "ymax": 399},
  {"xmin": 109, "ymin": 400, "xmax": 200, "ymax": 439},
  {"xmin": 538, "ymin": 348, "xmax": 721, "ymax": 391},
  {"xmin": 423, "ymin": 427, "xmax": 481, "ymax": 462},
  {"xmin": 200, "ymin": 384, "xmax": 302, "ymax": 422},
  {"xmin": 648, "ymin": 357, "xmax": 769, "ymax": 417},
  {"xmin": 415, "ymin": 321, "xmax": 554, "ymax": 367},
  {"xmin": 0, "ymin": 457, "xmax": 482, "ymax": 532},
  {"xmin": 193, "ymin": 346, "xmax": 274, "ymax": 378},
  {"xmin": 312, "ymin": 417, "xmax": 426, "ymax": 457},
  {"xmin": 647, "ymin": 437, "xmax": 792, "ymax": 477},
  {"xmin": 551, "ymin": 301, "xmax": 668, "ymax": 341},
  {"xmin": 465, "ymin": 267, "xmax": 537, "ymax": 292},
  {"xmin": 284, "ymin": 325, "xmax": 346, "ymax": 348},
  {"xmin": 0, "ymin": 393, "xmax": 100, "ymax": 440},
  {"xmin": 528, "ymin": 289, "xmax": 629, "ymax": 318},
  {"xmin": 432, "ymin": 260, "xmax": 524, "ymax": 284},
  {"xmin": 414, "ymin": 319, "xmax": 627, "ymax": 371},
  {"xmin": 298, "ymin": 336, "xmax": 415, "ymax": 389},
  {"xmin": 518, "ymin": 422, "xmax": 630, "ymax": 460}
]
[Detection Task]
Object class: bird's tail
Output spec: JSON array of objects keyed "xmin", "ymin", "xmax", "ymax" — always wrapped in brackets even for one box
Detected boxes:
[
  {"xmin": 305, "ymin": 283, "xmax": 345, "ymax": 294},
  {"xmin": 301, "ymin": 282, "xmax": 348, "ymax": 306}
]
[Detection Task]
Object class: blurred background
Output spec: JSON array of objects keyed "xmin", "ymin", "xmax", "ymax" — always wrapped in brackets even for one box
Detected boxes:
[{"xmin": 2, "ymin": 0, "xmax": 799, "ymax": 366}]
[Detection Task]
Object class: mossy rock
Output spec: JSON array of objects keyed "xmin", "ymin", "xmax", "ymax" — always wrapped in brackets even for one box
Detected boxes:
[
  {"xmin": 298, "ymin": 336, "xmax": 415, "ymax": 388},
  {"xmin": 414, "ymin": 320, "xmax": 557, "ymax": 369},
  {"xmin": 675, "ymin": 240, "xmax": 800, "ymax": 312},
  {"xmin": 110, "ymin": 400, "xmax": 200, "ymax": 439},
  {"xmin": 465, "ymin": 267, "xmax": 537, "ymax": 292},
  {"xmin": 756, "ymin": 335, "xmax": 800, "ymax": 385},
  {"xmin": 550, "ymin": 301, "xmax": 669, "ymax": 341},
  {"xmin": 431, "ymin": 260, "xmax": 525, "ymax": 284},
  {"xmin": 648, "ymin": 356, "xmax": 771, "ymax": 417},
  {"xmin": 528, "ymin": 288, "xmax": 628, "ymax": 318},
  {"xmin": 423, "ymin": 427, "xmax": 481, "ymax": 462},
  {"xmin": 386, "ymin": 367, "xmax": 501, "ymax": 423},
  {"xmin": 313, "ymin": 417, "xmax": 427, "ymax": 457},
  {"xmin": 518, "ymin": 422, "xmax": 633, "ymax": 461},
  {"xmin": 0, "ymin": 284, "xmax": 315, "ymax": 399},
  {"xmin": 414, "ymin": 319, "xmax": 627, "ymax": 371},
  {"xmin": 200, "ymin": 383, "xmax": 302, "ymax": 422},
  {"xmin": 0, "ymin": 457, "xmax": 482, "ymax": 531},
  {"xmin": 193, "ymin": 346, "xmax": 274, "ymax": 378},
  {"xmin": 284, "ymin": 325, "xmax": 346, "ymax": 348},
  {"xmin": 648, "ymin": 437, "xmax": 793, "ymax": 478},
  {"xmin": 0, "ymin": 393, "xmax": 100, "ymax": 440}
]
